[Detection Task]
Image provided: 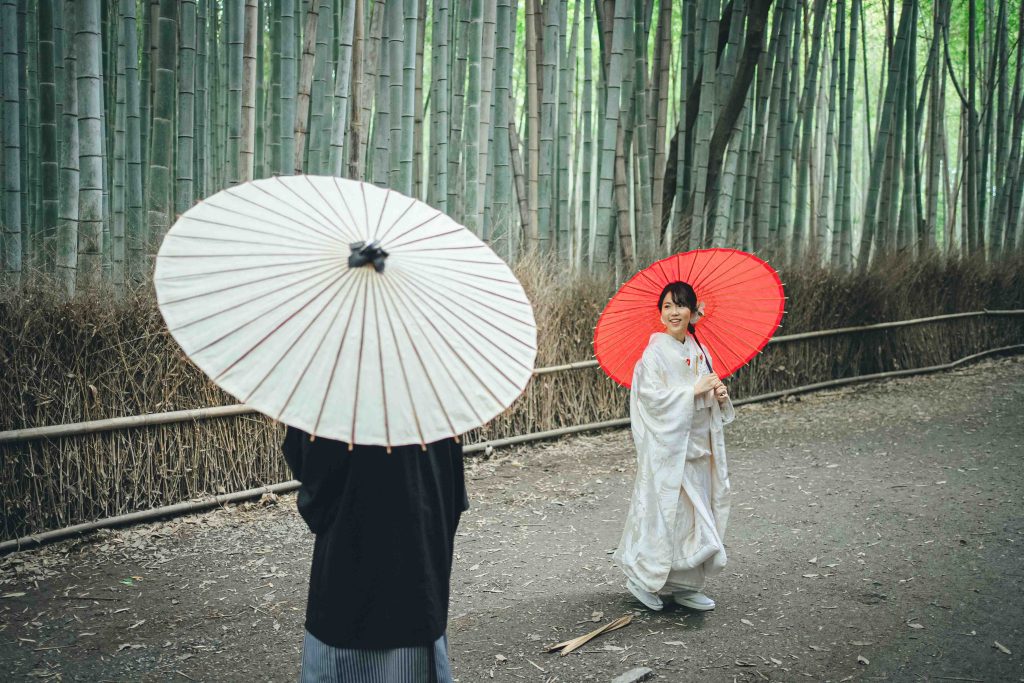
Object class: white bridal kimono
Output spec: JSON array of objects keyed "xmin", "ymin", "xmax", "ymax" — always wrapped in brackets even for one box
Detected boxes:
[{"xmin": 614, "ymin": 332, "xmax": 735, "ymax": 593}]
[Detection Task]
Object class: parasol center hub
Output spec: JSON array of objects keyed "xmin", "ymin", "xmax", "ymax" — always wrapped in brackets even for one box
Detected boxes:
[{"xmin": 348, "ymin": 240, "xmax": 389, "ymax": 273}]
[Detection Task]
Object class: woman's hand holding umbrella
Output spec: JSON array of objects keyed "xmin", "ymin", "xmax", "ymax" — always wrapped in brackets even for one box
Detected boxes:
[{"xmin": 694, "ymin": 373, "xmax": 722, "ymax": 397}]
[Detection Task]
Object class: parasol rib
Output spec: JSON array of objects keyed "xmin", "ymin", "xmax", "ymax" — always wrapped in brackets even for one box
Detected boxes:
[
  {"xmin": 386, "ymin": 226, "xmax": 475, "ymax": 250},
  {"xmin": 172, "ymin": 264, "xmax": 341, "ymax": 335},
  {"xmin": 287, "ymin": 175, "xmax": 361, "ymax": 240},
  {"xmin": 228, "ymin": 184, "xmax": 352, "ymax": 243},
  {"xmin": 273, "ymin": 272, "xmax": 363, "ymax": 422},
  {"xmin": 349, "ymin": 270, "xmax": 373, "ymax": 446},
  {"xmin": 331, "ymin": 177, "xmax": 368, "ymax": 243},
  {"xmin": 164, "ymin": 232, "xmax": 330, "ymax": 253},
  {"xmin": 373, "ymin": 194, "xmax": 419, "ymax": 243},
  {"xmin": 243, "ymin": 273, "xmax": 359, "ymax": 404},
  {"xmin": 382, "ymin": 277, "xmax": 490, "ymax": 427},
  {"xmin": 369, "ymin": 283, "xmax": 392, "ymax": 449},
  {"xmin": 155, "ymin": 255, "xmax": 337, "ymax": 283},
  {"xmin": 397, "ymin": 268, "xmax": 536, "ymax": 350},
  {"xmin": 212, "ymin": 269, "xmax": 355, "ymax": 382},
  {"xmin": 390, "ymin": 269, "xmax": 527, "ymax": 402},
  {"xmin": 312, "ymin": 274, "xmax": 368, "ymax": 435},
  {"xmin": 172, "ymin": 215, "xmax": 337, "ymax": 250},
  {"xmin": 160, "ymin": 259, "xmax": 338, "ymax": 306},
  {"xmin": 378, "ymin": 208, "xmax": 445, "ymax": 245},
  {"xmin": 376, "ymin": 276, "xmax": 448, "ymax": 445},
  {"xmin": 255, "ymin": 179, "xmax": 356, "ymax": 242}
]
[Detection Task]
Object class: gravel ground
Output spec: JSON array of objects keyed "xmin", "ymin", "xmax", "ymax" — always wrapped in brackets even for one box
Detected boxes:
[{"xmin": 1, "ymin": 355, "xmax": 1022, "ymax": 683}]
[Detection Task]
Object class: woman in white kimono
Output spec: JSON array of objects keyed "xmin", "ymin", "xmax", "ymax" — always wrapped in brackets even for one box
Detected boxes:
[{"xmin": 614, "ymin": 281, "xmax": 735, "ymax": 612}]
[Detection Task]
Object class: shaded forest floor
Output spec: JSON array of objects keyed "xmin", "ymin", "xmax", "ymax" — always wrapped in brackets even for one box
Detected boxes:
[{"xmin": 1, "ymin": 356, "xmax": 1022, "ymax": 682}]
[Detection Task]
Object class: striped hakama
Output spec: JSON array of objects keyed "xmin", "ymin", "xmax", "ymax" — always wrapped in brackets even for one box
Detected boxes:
[{"xmin": 299, "ymin": 630, "xmax": 454, "ymax": 683}]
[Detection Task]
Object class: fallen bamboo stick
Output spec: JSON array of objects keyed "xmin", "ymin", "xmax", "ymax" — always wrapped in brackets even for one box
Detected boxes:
[{"xmin": 545, "ymin": 614, "xmax": 632, "ymax": 656}]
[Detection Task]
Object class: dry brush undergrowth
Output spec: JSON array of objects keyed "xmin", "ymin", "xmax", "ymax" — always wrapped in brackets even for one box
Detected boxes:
[{"xmin": 1, "ymin": 254, "xmax": 1022, "ymax": 539}]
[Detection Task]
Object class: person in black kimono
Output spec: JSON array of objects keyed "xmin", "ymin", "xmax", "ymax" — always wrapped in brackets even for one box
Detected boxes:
[{"xmin": 282, "ymin": 426, "xmax": 468, "ymax": 683}]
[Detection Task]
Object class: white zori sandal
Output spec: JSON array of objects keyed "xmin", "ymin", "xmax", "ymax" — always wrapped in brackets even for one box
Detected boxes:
[
  {"xmin": 626, "ymin": 579, "xmax": 664, "ymax": 611},
  {"xmin": 672, "ymin": 590, "xmax": 715, "ymax": 611}
]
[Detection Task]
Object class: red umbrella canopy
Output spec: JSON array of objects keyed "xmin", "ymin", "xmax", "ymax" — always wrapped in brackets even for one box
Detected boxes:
[{"xmin": 593, "ymin": 248, "xmax": 785, "ymax": 388}]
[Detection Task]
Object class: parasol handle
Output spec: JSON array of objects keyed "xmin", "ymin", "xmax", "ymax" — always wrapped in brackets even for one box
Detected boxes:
[
  {"xmin": 348, "ymin": 240, "xmax": 389, "ymax": 272},
  {"xmin": 691, "ymin": 330, "xmax": 714, "ymax": 374}
]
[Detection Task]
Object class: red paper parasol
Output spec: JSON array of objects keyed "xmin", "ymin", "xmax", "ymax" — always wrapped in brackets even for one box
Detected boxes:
[{"xmin": 593, "ymin": 248, "xmax": 785, "ymax": 388}]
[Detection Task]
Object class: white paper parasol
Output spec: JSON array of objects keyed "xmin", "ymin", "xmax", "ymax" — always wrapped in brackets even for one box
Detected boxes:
[{"xmin": 154, "ymin": 175, "xmax": 537, "ymax": 448}]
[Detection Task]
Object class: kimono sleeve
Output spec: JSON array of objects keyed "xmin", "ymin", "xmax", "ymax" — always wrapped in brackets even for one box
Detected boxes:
[
  {"xmin": 631, "ymin": 344, "xmax": 696, "ymax": 452},
  {"xmin": 281, "ymin": 426, "xmax": 345, "ymax": 535}
]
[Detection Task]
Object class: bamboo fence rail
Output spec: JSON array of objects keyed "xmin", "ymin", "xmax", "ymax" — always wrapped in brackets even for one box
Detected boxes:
[{"xmin": 1, "ymin": 309, "xmax": 1021, "ymax": 446}]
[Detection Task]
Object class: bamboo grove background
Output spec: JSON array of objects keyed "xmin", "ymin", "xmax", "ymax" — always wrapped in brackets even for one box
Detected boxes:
[{"xmin": 1, "ymin": 0, "xmax": 1024, "ymax": 295}]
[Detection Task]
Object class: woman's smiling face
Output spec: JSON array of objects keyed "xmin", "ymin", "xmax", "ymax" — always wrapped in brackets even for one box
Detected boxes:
[{"xmin": 660, "ymin": 294, "xmax": 692, "ymax": 340}]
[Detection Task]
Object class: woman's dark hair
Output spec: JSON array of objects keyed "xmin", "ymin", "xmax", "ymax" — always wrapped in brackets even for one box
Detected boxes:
[{"xmin": 657, "ymin": 281, "xmax": 698, "ymax": 333}]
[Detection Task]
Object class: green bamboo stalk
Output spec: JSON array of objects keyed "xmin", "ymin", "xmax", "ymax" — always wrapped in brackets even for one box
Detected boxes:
[
  {"xmin": 555, "ymin": 0, "xmax": 574, "ymax": 260},
  {"xmin": 580, "ymin": 0, "xmax": 593, "ymax": 262},
  {"xmin": 75, "ymin": 0, "xmax": 106, "ymax": 289},
  {"xmin": 399, "ymin": 0, "xmax": 417, "ymax": 195},
  {"xmin": 111, "ymin": 0, "xmax": 127, "ymax": 290},
  {"xmin": 836, "ymin": 0, "xmax": 858, "ymax": 269},
  {"xmin": 22, "ymin": 0, "xmax": 35, "ymax": 269},
  {"xmin": 293, "ymin": 0, "xmax": 319, "ymax": 173},
  {"xmin": 896, "ymin": 0, "xmax": 918, "ymax": 254},
  {"xmin": 385, "ymin": 0, "xmax": 402, "ymax": 188},
  {"xmin": 858, "ymin": 0, "xmax": 912, "ymax": 268},
  {"xmin": 413, "ymin": 0, "xmax": 425, "ymax": 197},
  {"xmin": 327, "ymin": 0, "xmax": 356, "ymax": 176},
  {"xmin": 536, "ymin": 0, "xmax": 558, "ymax": 249},
  {"xmin": 345, "ymin": 0, "xmax": 364, "ymax": 179},
  {"xmin": 523, "ymin": 0, "xmax": 539, "ymax": 248},
  {"xmin": 177, "ymin": 0, "xmax": 197, "ymax": 218},
  {"xmin": 428, "ymin": 0, "xmax": 449, "ymax": 208},
  {"xmin": 307, "ymin": 0, "xmax": 332, "ymax": 174},
  {"xmin": 370, "ymin": 0, "xmax": 391, "ymax": 187},
  {"xmin": 816, "ymin": 11, "xmax": 837, "ymax": 263},
  {"xmin": 252, "ymin": 0, "xmax": 263, "ymax": 178},
  {"xmin": 778, "ymin": 0, "xmax": 801, "ymax": 258},
  {"xmin": 792, "ymin": 0, "xmax": 827, "ymax": 259},
  {"xmin": 966, "ymin": 0, "xmax": 980, "ymax": 255},
  {"xmin": 38, "ymin": 0, "xmax": 58, "ymax": 274},
  {"xmin": 629, "ymin": 0, "xmax": 652, "ymax": 257},
  {"xmin": 124, "ymin": 0, "xmax": 143, "ymax": 280},
  {"xmin": 269, "ymin": 0, "xmax": 282, "ymax": 177},
  {"xmin": 593, "ymin": 0, "xmax": 629, "ymax": 267},
  {"xmin": 56, "ymin": 0, "xmax": 77, "ymax": 293},
  {"xmin": 224, "ymin": 0, "xmax": 242, "ymax": 184},
  {"xmin": 924, "ymin": 0, "xmax": 950, "ymax": 253},
  {"xmin": 650, "ymin": 0, "xmax": 671, "ymax": 246},
  {"xmin": 357, "ymin": 0, "xmax": 383, "ymax": 179},
  {"xmin": 279, "ymin": 0, "xmax": 296, "ymax": 174},
  {"xmin": 2, "ymin": 0, "xmax": 22, "ymax": 282},
  {"xmin": 458, "ymin": 0, "xmax": 483, "ymax": 231},
  {"xmin": 140, "ymin": 1, "xmax": 152, "ymax": 201},
  {"xmin": 689, "ymin": 0, "xmax": 721, "ymax": 249},
  {"xmin": 447, "ymin": 0, "xmax": 469, "ymax": 215},
  {"xmin": 238, "ymin": 0, "xmax": 258, "ymax": 180},
  {"xmin": 491, "ymin": 0, "xmax": 513, "ymax": 254}
]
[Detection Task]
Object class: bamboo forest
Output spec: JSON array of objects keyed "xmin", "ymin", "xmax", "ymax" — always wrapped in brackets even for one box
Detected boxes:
[{"xmin": 1, "ymin": 0, "xmax": 1022, "ymax": 294}]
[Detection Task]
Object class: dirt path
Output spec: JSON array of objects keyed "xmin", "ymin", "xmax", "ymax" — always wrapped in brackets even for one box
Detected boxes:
[{"xmin": 2, "ymin": 356, "xmax": 1022, "ymax": 682}]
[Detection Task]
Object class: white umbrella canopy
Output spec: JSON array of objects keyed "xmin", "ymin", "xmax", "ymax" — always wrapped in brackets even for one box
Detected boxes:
[{"xmin": 154, "ymin": 175, "xmax": 537, "ymax": 448}]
